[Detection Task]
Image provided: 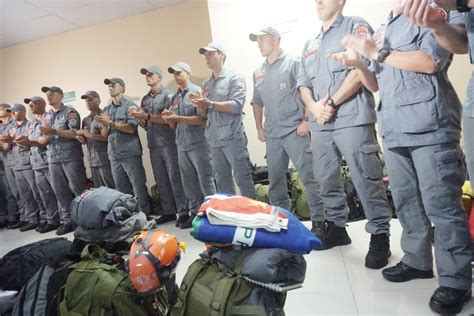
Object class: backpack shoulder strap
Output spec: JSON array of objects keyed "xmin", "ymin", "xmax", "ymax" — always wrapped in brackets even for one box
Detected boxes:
[
  {"xmin": 173, "ymin": 258, "xmax": 211, "ymax": 316},
  {"xmin": 209, "ymin": 271, "xmax": 238, "ymax": 316},
  {"xmin": 209, "ymin": 251, "xmax": 249, "ymax": 316}
]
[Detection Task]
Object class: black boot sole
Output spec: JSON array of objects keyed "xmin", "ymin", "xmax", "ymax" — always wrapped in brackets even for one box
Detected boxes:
[
  {"xmin": 365, "ymin": 250, "xmax": 391, "ymax": 269},
  {"xmin": 382, "ymin": 270, "xmax": 434, "ymax": 283},
  {"xmin": 429, "ymin": 291, "xmax": 472, "ymax": 315},
  {"xmin": 323, "ymin": 236, "xmax": 352, "ymax": 250}
]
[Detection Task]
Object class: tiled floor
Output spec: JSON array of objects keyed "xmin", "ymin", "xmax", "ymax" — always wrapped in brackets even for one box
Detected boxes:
[{"xmin": 1, "ymin": 219, "xmax": 473, "ymax": 315}]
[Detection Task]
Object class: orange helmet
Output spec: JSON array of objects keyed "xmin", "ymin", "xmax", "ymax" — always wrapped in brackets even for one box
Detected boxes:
[{"xmin": 128, "ymin": 230, "xmax": 184, "ymax": 293}]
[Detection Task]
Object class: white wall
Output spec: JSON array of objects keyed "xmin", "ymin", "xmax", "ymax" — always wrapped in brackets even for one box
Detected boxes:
[{"xmin": 207, "ymin": 0, "xmax": 471, "ymax": 164}]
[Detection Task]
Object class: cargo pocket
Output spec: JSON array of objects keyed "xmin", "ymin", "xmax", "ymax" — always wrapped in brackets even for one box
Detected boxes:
[
  {"xmin": 236, "ymin": 151, "xmax": 253, "ymax": 173},
  {"xmin": 432, "ymin": 147, "xmax": 469, "ymax": 252},
  {"xmin": 394, "ymin": 77, "xmax": 438, "ymax": 133},
  {"xmin": 433, "ymin": 147, "xmax": 465, "ymax": 199},
  {"xmin": 359, "ymin": 144, "xmax": 383, "ymax": 180}
]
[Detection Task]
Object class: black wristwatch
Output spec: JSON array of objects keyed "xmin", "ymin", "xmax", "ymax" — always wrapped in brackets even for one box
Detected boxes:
[
  {"xmin": 377, "ymin": 47, "xmax": 391, "ymax": 63},
  {"xmin": 457, "ymin": 0, "xmax": 471, "ymax": 12},
  {"xmin": 325, "ymin": 98, "xmax": 337, "ymax": 109}
]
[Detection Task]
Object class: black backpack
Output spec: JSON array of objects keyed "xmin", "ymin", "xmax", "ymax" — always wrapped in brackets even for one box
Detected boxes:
[
  {"xmin": 0, "ymin": 238, "xmax": 73, "ymax": 291},
  {"xmin": 12, "ymin": 253, "xmax": 80, "ymax": 316}
]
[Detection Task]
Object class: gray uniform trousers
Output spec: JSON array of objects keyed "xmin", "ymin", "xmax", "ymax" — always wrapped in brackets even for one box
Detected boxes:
[
  {"xmin": 14, "ymin": 168, "xmax": 43, "ymax": 224},
  {"xmin": 150, "ymin": 145, "xmax": 188, "ymax": 216},
  {"xmin": 49, "ymin": 160, "xmax": 87, "ymax": 225},
  {"xmin": 34, "ymin": 168, "xmax": 59, "ymax": 225},
  {"xmin": 266, "ymin": 130, "xmax": 324, "ymax": 220},
  {"xmin": 210, "ymin": 137, "xmax": 256, "ymax": 199},
  {"xmin": 464, "ymin": 117, "xmax": 474, "ymax": 182},
  {"xmin": 311, "ymin": 124, "xmax": 391, "ymax": 234},
  {"xmin": 0, "ymin": 175, "xmax": 6, "ymax": 221},
  {"xmin": 4, "ymin": 164, "xmax": 23, "ymax": 221},
  {"xmin": 384, "ymin": 142, "xmax": 472, "ymax": 290},
  {"xmin": 110, "ymin": 156, "xmax": 150, "ymax": 214},
  {"xmin": 178, "ymin": 146, "xmax": 216, "ymax": 215},
  {"xmin": 91, "ymin": 165, "xmax": 115, "ymax": 189},
  {"xmin": 0, "ymin": 173, "xmax": 17, "ymax": 223}
]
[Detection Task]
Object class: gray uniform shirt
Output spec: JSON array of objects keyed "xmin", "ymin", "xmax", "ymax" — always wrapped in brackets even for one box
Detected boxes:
[
  {"xmin": 464, "ymin": 11, "xmax": 474, "ymax": 118},
  {"xmin": 251, "ymin": 51, "xmax": 304, "ymax": 138},
  {"xmin": 27, "ymin": 113, "xmax": 49, "ymax": 170},
  {"xmin": 373, "ymin": 13, "xmax": 462, "ymax": 149},
  {"xmin": 297, "ymin": 14, "xmax": 377, "ymax": 131},
  {"xmin": 11, "ymin": 119, "xmax": 32, "ymax": 171},
  {"xmin": 170, "ymin": 83, "xmax": 207, "ymax": 152},
  {"xmin": 202, "ymin": 68, "xmax": 246, "ymax": 147},
  {"xmin": 0, "ymin": 118, "xmax": 14, "ymax": 168},
  {"xmin": 103, "ymin": 97, "xmax": 142, "ymax": 161},
  {"xmin": 140, "ymin": 88, "xmax": 176, "ymax": 148},
  {"xmin": 46, "ymin": 104, "xmax": 84, "ymax": 163},
  {"xmin": 82, "ymin": 111, "xmax": 110, "ymax": 167}
]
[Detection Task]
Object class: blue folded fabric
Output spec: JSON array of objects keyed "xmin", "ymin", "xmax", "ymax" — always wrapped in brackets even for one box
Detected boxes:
[{"xmin": 191, "ymin": 207, "xmax": 323, "ymax": 254}]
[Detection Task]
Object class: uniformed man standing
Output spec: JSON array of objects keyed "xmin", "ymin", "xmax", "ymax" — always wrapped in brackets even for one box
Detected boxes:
[
  {"xmin": 40, "ymin": 86, "xmax": 87, "ymax": 235},
  {"xmin": 402, "ymin": 0, "xmax": 474, "ymax": 230},
  {"xmin": 0, "ymin": 161, "xmax": 8, "ymax": 229},
  {"xmin": 163, "ymin": 62, "xmax": 216, "ymax": 229},
  {"xmin": 76, "ymin": 91, "xmax": 115, "ymax": 189},
  {"xmin": 95, "ymin": 78, "xmax": 150, "ymax": 215},
  {"xmin": 5, "ymin": 104, "xmax": 43, "ymax": 232},
  {"xmin": 0, "ymin": 104, "xmax": 18, "ymax": 228},
  {"xmin": 130, "ymin": 66, "xmax": 188, "ymax": 226},
  {"xmin": 191, "ymin": 43, "xmax": 256, "ymax": 199},
  {"xmin": 249, "ymin": 26, "xmax": 325, "ymax": 237},
  {"xmin": 298, "ymin": 0, "xmax": 392, "ymax": 268},
  {"xmin": 16, "ymin": 96, "xmax": 59, "ymax": 233},
  {"xmin": 331, "ymin": 0, "xmax": 472, "ymax": 313}
]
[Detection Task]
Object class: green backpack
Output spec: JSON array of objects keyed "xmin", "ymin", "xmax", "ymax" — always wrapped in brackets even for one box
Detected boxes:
[
  {"xmin": 171, "ymin": 255, "xmax": 286, "ymax": 316},
  {"xmin": 289, "ymin": 170, "xmax": 310, "ymax": 220},
  {"xmin": 59, "ymin": 245, "xmax": 148, "ymax": 316}
]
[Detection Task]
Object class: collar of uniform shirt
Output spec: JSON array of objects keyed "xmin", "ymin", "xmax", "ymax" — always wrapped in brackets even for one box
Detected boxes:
[
  {"xmin": 52, "ymin": 104, "xmax": 65, "ymax": 113},
  {"xmin": 265, "ymin": 50, "xmax": 286, "ymax": 66},
  {"xmin": 177, "ymin": 83, "xmax": 192, "ymax": 95},
  {"xmin": 111, "ymin": 97, "xmax": 125, "ymax": 106},
  {"xmin": 211, "ymin": 67, "xmax": 230, "ymax": 80},
  {"xmin": 16, "ymin": 119, "xmax": 27, "ymax": 127},
  {"xmin": 149, "ymin": 89, "xmax": 162, "ymax": 97},
  {"xmin": 321, "ymin": 13, "xmax": 344, "ymax": 33}
]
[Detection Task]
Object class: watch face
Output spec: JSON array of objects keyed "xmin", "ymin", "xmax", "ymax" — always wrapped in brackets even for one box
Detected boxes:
[{"xmin": 325, "ymin": 99, "xmax": 335, "ymax": 108}]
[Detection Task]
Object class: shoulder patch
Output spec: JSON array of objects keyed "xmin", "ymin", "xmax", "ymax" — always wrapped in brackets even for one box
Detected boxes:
[
  {"xmin": 234, "ymin": 74, "xmax": 245, "ymax": 86},
  {"xmin": 354, "ymin": 25, "xmax": 369, "ymax": 37},
  {"xmin": 353, "ymin": 20, "xmax": 372, "ymax": 37}
]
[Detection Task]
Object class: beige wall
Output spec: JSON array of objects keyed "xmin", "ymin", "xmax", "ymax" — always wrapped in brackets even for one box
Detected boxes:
[
  {"xmin": 207, "ymin": 0, "xmax": 472, "ymax": 164},
  {"xmin": 0, "ymin": 0, "xmax": 212, "ymax": 187},
  {"xmin": 0, "ymin": 50, "xmax": 4, "ymax": 98}
]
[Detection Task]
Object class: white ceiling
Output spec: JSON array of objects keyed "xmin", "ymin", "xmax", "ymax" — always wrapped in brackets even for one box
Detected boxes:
[{"xmin": 0, "ymin": 0, "xmax": 184, "ymax": 48}]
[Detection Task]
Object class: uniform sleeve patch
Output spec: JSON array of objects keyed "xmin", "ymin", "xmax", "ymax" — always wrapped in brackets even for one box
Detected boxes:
[
  {"xmin": 355, "ymin": 26, "xmax": 369, "ymax": 37},
  {"xmin": 67, "ymin": 112, "xmax": 80, "ymax": 128},
  {"xmin": 234, "ymin": 75, "xmax": 246, "ymax": 86}
]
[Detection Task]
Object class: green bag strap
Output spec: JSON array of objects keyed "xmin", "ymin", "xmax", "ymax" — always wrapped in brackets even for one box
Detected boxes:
[
  {"xmin": 95, "ymin": 267, "xmax": 128, "ymax": 310},
  {"xmin": 209, "ymin": 272, "xmax": 239, "ymax": 316},
  {"xmin": 174, "ymin": 258, "xmax": 212, "ymax": 316},
  {"xmin": 229, "ymin": 305, "xmax": 268, "ymax": 315},
  {"xmin": 80, "ymin": 244, "xmax": 104, "ymax": 261},
  {"xmin": 209, "ymin": 252, "xmax": 249, "ymax": 316}
]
